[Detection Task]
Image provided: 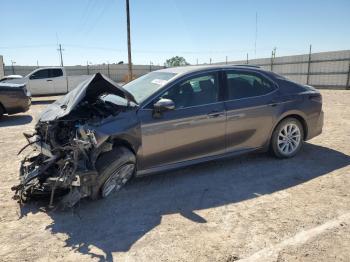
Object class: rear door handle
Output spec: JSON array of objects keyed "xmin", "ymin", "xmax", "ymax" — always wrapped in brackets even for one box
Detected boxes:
[
  {"xmin": 47, "ymin": 79, "xmax": 53, "ymax": 82},
  {"xmin": 207, "ymin": 111, "xmax": 224, "ymax": 118}
]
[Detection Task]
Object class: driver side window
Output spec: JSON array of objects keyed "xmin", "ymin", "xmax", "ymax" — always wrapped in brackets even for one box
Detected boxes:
[
  {"xmin": 158, "ymin": 73, "xmax": 219, "ymax": 109},
  {"xmin": 30, "ymin": 69, "xmax": 50, "ymax": 80}
]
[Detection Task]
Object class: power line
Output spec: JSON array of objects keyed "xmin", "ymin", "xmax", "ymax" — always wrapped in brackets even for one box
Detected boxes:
[
  {"xmin": 0, "ymin": 43, "xmax": 288, "ymax": 55},
  {"xmin": 77, "ymin": 0, "xmax": 100, "ymax": 39},
  {"xmin": 0, "ymin": 44, "xmax": 56, "ymax": 49},
  {"xmin": 82, "ymin": 1, "xmax": 110, "ymax": 37},
  {"xmin": 63, "ymin": 44, "xmax": 261, "ymax": 54}
]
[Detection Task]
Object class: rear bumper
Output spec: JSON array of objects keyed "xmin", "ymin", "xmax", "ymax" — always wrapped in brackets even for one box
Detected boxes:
[
  {"xmin": 306, "ymin": 110, "xmax": 324, "ymax": 140},
  {"xmin": 23, "ymin": 96, "xmax": 31, "ymax": 112},
  {"xmin": 6, "ymin": 96, "xmax": 31, "ymax": 115}
]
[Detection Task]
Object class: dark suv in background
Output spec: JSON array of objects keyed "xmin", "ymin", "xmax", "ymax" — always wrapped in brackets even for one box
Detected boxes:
[
  {"xmin": 0, "ymin": 82, "xmax": 31, "ymax": 117},
  {"xmin": 13, "ymin": 65, "xmax": 323, "ymax": 206}
]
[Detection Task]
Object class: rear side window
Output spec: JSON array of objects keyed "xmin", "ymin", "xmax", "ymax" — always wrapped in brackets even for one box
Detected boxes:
[
  {"xmin": 50, "ymin": 69, "xmax": 63, "ymax": 78},
  {"xmin": 30, "ymin": 69, "xmax": 49, "ymax": 80},
  {"xmin": 225, "ymin": 71, "xmax": 275, "ymax": 100}
]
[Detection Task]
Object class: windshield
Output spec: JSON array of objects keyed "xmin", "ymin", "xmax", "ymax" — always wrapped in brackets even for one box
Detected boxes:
[{"xmin": 123, "ymin": 71, "xmax": 177, "ymax": 103}]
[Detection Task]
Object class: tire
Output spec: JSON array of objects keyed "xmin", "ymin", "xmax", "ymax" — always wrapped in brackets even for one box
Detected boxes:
[
  {"xmin": 0, "ymin": 104, "xmax": 4, "ymax": 118},
  {"xmin": 270, "ymin": 117, "xmax": 304, "ymax": 158},
  {"xmin": 92, "ymin": 146, "xmax": 136, "ymax": 199}
]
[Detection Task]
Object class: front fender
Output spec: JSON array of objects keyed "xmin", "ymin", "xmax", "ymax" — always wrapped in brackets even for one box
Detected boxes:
[{"xmin": 88, "ymin": 110, "xmax": 142, "ymax": 155}]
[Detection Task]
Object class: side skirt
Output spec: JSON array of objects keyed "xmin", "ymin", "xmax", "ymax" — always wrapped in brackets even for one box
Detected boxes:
[{"xmin": 136, "ymin": 147, "xmax": 262, "ymax": 177}]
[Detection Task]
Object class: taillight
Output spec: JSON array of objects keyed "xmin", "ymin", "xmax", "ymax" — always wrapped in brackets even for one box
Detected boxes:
[{"xmin": 23, "ymin": 85, "xmax": 31, "ymax": 97}]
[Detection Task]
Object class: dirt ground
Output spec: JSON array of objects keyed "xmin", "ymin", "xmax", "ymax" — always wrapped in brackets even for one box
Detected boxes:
[{"xmin": 0, "ymin": 90, "xmax": 349, "ymax": 262}]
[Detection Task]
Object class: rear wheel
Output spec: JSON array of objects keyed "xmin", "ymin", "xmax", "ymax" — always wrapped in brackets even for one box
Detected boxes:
[
  {"xmin": 0, "ymin": 104, "xmax": 5, "ymax": 118},
  {"xmin": 92, "ymin": 146, "xmax": 136, "ymax": 199},
  {"xmin": 270, "ymin": 117, "xmax": 304, "ymax": 158}
]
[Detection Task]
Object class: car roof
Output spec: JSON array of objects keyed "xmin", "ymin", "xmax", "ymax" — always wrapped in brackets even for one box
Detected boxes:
[{"xmin": 157, "ymin": 64, "xmax": 268, "ymax": 76}]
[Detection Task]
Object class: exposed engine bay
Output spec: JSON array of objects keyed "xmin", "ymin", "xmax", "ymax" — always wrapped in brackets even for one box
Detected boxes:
[{"xmin": 12, "ymin": 73, "xmax": 138, "ymax": 208}]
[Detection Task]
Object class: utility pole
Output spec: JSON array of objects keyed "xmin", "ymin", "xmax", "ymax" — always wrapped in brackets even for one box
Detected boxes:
[
  {"xmin": 246, "ymin": 53, "xmax": 249, "ymax": 64},
  {"xmin": 36, "ymin": 60, "xmax": 39, "ymax": 68},
  {"xmin": 306, "ymin": 44, "xmax": 312, "ymax": 85},
  {"xmin": 11, "ymin": 60, "xmax": 16, "ymax": 74},
  {"xmin": 346, "ymin": 62, "xmax": 350, "ymax": 90},
  {"xmin": 57, "ymin": 44, "xmax": 64, "ymax": 67},
  {"xmin": 126, "ymin": 0, "xmax": 133, "ymax": 81},
  {"xmin": 271, "ymin": 47, "xmax": 276, "ymax": 71},
  {"xmin": 254, "ymin": 12, "xmax": 258, "ymax": 58},
  {"xmin": 210, "ymin": 58, "xmax": 212, "ymax": 64},
  {"xmin": 225, "ymin": 56, "xmax": 228, "ymax": 64},
  {"xmin": 107, "ymin": 61, "xmax": 111, "ymax": 78},
  {"xmin": 87, "ymin": 61, "xmax": 90, "ymax": 75}
]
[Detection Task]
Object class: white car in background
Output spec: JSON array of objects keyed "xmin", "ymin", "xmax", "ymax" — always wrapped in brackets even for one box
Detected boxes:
[{"xmin": 3, "ymin": 67, "xmax": 90, "ymax": 96}]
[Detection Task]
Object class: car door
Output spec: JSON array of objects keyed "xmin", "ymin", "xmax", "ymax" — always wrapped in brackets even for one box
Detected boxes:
[
  {"xmin": 223, "ymin": 69, "xmax": 279, "ymax": 152},
  {"xmin": 138, "ymin": 71, "xmax": 226, "ymax": 170},
  {"xmin": 49, "ymin": 68, "xmax": 67, "ymax": 94},
  {"xmin": 28, "ymin": 69, "xmax": 53, "ymax": 95}
]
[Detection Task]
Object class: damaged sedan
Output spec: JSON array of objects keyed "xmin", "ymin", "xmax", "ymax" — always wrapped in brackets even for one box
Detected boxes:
[{"xmin": 13, "ymin": 65, "xmax": 324, "ymax": 207}]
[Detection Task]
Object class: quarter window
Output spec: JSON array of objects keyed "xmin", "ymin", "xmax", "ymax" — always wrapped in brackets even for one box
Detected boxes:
[
  {"xmin": 225, "ymin": 71, "xmax": 275, "ymax": 100},
  {"xmin": 159, "ymin": 73, "xmax": 219, "ymax": 108}
]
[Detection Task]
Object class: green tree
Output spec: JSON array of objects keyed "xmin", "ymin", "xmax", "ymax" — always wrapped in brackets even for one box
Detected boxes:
[{"xmin": 165, "ymin": 56, "xmax": 190, "ymax": 67}]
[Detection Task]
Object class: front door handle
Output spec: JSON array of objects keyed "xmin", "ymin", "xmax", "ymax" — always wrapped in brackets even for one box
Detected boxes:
[
  {"xmin": 228, "ymin": 113, "xmax": 245, "ymax": 120},
  {"xmin": 46, "ymin": 79, "xmax": 53, "ymax": 82}
]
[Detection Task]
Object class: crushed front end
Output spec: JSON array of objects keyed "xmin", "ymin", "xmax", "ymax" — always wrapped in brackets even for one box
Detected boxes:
[
  {"xmin": 12, "ymin": 73, "xmax": 138, "ymax": 208},
  {"xmin": 13, "ymin": 121, "xmax": 103, "ymax": 207}
]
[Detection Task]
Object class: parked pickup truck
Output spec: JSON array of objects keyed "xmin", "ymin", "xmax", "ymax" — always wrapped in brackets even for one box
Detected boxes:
[{"xmin": 3, "ymin": 67, "xmax": 90, "ymax": 96}]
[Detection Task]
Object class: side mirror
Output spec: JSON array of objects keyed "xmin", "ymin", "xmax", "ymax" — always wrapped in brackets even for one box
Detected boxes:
[
  {"xmin": 153, "ymin": 98, "xmax": 175, "ymax": 117},
  {"xmin": 29, "ymin": 74, "xmax": 36, "ymax": 80},
  {"xmin": 154, "ymin": 98, "xmax": 175, "ymax": 111}
]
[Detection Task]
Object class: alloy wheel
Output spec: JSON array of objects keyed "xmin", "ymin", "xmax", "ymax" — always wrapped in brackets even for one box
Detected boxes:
[
  {"xmin": 101, "ymin": 163, "xmax": 135, "ymax": 198},
  {"xmin": 277, "ymin": 123, "xmax": 301, "ymax": 155}
]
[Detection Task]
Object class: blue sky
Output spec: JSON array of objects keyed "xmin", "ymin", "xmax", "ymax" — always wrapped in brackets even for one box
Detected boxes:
[{"xmin": 0, "ymin": 0, "xmax": 349, "ymax": 66}]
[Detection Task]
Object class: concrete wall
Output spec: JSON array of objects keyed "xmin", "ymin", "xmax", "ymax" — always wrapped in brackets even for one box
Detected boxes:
[
  {"xmin": 4, "ymin": 50, "xmax": 350, "ymax": 89},
  {"xmin": 0, "ymin": 56, "xmax": 4, "ymax": 79},
  {"xmin": 216, "ymin": 50, "xmax": 350, "ymax": 89},
  {"xmin": 4, "ymin": 64, "xmax": 164, "ymax": 82}
]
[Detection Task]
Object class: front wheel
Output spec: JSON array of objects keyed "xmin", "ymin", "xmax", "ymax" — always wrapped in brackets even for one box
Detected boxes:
[
  {"xmin": 270, "ymin": 117, "xmax": 304, "ymax": 158},
  {"xmin": 92, "ymin": 146, "xmax": 136, "ymax": 199}
]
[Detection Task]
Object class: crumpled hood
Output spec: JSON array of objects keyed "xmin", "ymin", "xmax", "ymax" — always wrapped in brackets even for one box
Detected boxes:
[{"xmin": 39, "ymin": 73, "xmax": 137, "ymax": 122}]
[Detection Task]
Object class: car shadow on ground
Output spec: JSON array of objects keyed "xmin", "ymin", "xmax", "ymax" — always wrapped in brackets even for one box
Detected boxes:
[
  {"xmin": 31, "ymin": 99, "xmax": 56, "ymax": 105},
  {"xmin": 0, "ymin": 115, "xmax": 33, "ymax": 127},
  {"xmin": 18, "ymin": 143, "xmax": 350, "ymax": 261}
]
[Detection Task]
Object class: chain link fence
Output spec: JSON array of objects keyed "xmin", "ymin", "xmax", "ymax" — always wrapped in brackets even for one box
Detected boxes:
[
  {"xmin": 217, "ymin": 50, "xmax": 350, "ymax": 90},
  {"xmin": 4, "ymin": 64, "xmax": 164, "ymax": 83},
  {"xmin": 3, "ymin": 50, "xmax": 350, "ymax": 89}
]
